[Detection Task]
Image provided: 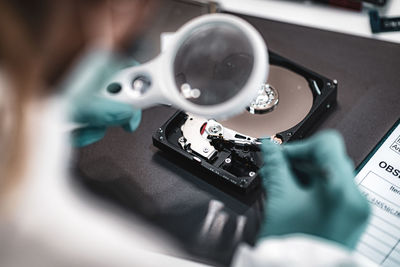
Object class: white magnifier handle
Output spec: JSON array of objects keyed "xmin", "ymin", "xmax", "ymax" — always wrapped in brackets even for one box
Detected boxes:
[
  {"xmin": 102, "ymin": 57, "xmax": 167, "ymax": 109},
  {"xmin": 63, "ymin": 57, "xmax": 167, "ymax": 133},
  {"xmin": 64, "ymin": 60, "xmax": 165, "ymax": 132}
]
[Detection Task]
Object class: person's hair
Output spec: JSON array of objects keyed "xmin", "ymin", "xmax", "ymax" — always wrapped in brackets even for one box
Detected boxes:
[
  {"xmin": 0, "ymin": 0, "xmax": 156, "ymax": 202},
  {"xmin": 0, "ymin": 0, "xmax": 49, "ymax": 199}
]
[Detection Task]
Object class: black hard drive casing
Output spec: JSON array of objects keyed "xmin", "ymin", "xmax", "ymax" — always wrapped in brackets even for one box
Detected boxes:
[{"xmin": 153, "ymin": 51, "xmax": 337, "ymax": 196}]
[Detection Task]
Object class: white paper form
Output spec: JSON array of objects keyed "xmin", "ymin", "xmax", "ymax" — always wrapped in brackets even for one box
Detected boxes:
[{"xmin": 355, "ymin": 120, "xmax": 400, "ymax": 267}]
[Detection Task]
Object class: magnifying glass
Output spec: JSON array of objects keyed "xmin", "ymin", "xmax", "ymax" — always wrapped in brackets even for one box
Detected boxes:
[{"xmin": 103, "ymin": 13, "xmax": 269, "ymax": 119}]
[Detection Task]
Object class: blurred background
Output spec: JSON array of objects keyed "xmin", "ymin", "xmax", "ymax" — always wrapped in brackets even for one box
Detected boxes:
[{"xmin": 219, "ymin": 0, "xmax": 400, "ymax": 43}]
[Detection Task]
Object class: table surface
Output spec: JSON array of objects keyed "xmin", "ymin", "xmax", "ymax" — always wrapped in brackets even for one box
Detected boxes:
[{"xmin": 74, "ymin": 1, "xmax": 400, "ymax": 266}]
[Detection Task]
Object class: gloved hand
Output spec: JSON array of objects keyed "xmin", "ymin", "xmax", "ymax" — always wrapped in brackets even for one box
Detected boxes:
[
  {"xmin": 258, "ymin": 130, "xmax": 370, "ymax": 249},
  {"xmin": 63, "ymin": 50, "xmax": 141, "ymax": 147}
]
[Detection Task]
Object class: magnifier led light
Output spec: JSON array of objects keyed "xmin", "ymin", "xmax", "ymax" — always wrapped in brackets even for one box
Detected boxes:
[{"xmin": 104, "ymin": 14, "xmax": 268, "ymax": 119}]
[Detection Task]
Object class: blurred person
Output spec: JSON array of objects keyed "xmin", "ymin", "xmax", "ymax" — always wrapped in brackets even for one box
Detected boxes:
[
  {"xmin": 0, "ymin": 1, "xmax": 193, "ymax": 266},
  {"xmin": 0, "ymin": 0, "xmax": 375, "ymax": 266}
]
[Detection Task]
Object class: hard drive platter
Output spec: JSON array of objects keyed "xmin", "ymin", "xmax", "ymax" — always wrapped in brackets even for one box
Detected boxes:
[{"xmin": 219, "ymin": 65, "xmax": 314, "ymax": 139}]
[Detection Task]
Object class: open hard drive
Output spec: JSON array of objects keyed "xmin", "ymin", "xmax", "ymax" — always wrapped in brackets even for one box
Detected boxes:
[{"xmin": 153, "ymin": 51, "xmax": 337, "ymax": 194}]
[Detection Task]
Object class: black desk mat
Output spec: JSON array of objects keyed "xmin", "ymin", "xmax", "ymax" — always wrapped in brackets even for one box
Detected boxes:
[{"xmin": 73, "ymin": 2, "xmax": 400, "ymax": 266}]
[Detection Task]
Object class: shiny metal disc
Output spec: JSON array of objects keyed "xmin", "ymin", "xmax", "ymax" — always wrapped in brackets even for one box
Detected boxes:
[
  {"xmin": 218, "ymin": 65, "xmax": 313, "ymax": 138},
  {"xmin": 247, "ymin": 83, "xmax": 279, "ymax": 114}
]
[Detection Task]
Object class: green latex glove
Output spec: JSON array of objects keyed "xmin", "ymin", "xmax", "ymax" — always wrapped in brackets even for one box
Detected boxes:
[
  {"xmin": 63, "ymin": 50, "xmax": 142, "ymax": 147},
  {"xmin": 258, "ymin": 130, "xmax": 370, "ymax": 249}
]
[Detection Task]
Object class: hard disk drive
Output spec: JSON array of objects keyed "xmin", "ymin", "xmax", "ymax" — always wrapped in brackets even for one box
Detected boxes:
[{"xmin": 153, "ymin": 51, "xmax": 337, "ymax": 194}]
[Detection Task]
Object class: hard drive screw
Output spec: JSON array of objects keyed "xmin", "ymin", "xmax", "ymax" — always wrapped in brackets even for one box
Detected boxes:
[
  {"xmin": 249, "ymin": 171, "xmax": 256, "ymax": 177},
  {"xmin": 203, "ymin": 148, "xmax": 209, "ymax": 153},
  {"xmin": 225, "ymin": 158, "xmax": 231, "ymax": 164}
]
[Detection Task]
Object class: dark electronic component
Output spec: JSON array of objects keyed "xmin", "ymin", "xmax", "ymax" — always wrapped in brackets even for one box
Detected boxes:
[
  {"xmin": 153, "ymin": 51, "xmax": 337, "ymax": 195},
  {"xmin": 369, "ymin": 10, "xmax": 400, "ymax": 33}
]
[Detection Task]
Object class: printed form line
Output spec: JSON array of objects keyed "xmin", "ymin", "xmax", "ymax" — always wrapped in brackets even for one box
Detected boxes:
[
  {"xmin": 381, "ymin": 239, "xmax": 400, "ymax": 265},
  {"xmin": 357, "ymin": 171, "xmax": 400, "ymax": 265}
]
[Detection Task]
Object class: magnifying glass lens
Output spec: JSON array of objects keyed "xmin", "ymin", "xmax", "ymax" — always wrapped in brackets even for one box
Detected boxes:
[{"xmin": 174, "ymin": 24, "xmax": 254, "ymax": 106}]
